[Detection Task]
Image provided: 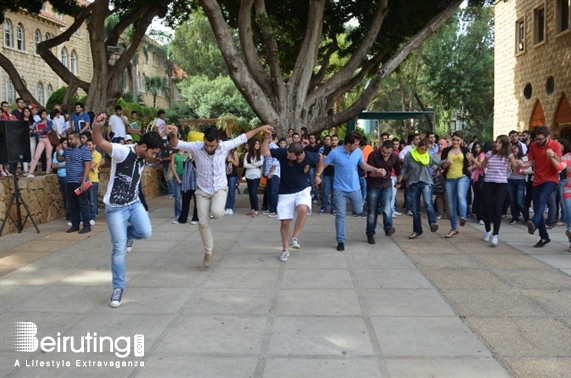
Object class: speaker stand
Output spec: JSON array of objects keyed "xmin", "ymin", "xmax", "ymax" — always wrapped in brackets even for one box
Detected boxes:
[{"xmin": 0, "ymin": 174, "xmax": 40, "ymax": 236}]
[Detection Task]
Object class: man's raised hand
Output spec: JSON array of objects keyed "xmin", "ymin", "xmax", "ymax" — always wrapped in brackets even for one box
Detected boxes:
[
  {"xmin": 93, "ymin": 113, "xmax": 107, "ymax": 128},
  {"xmin": 166, "ymin": 124, "xmax": 178, "ymax": 135}
]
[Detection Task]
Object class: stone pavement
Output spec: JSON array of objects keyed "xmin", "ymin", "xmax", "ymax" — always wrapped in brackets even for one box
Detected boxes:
[{"xmin": 0, "ymin": 194, "xmax": 570, "ymax": 378}]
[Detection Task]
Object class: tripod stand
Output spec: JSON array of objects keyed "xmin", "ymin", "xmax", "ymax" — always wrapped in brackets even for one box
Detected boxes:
[{"xmin": 0, "ymin": 174, "xmax": 40, "ymax": 236}]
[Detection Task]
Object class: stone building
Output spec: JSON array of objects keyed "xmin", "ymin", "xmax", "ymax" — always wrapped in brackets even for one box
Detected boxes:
[
  {"xmin": 494, "ymin": 0, "xmax": 571, "ymax": 137},
  {"xmin": 1, "ymin": 1, "xmax": 181, "ymax": 111}
]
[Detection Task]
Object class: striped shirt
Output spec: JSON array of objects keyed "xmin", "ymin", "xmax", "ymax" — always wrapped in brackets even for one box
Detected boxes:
[
  {"xmin": 484, "ymin": 151, "xmax": 513, "ymax": 183},
  {"xmin": 64, "ymin": 145, "xmax": 92, "ymax": 183}
]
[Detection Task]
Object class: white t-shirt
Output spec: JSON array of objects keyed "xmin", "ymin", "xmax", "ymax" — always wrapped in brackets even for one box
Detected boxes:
[
  {"xmin": 108, "ymin": 114, "xmax": 127, "ymax": 138},
  {"xmin": 51, "ymin": 115, "xmax": 66, "ymax": 135},
  {"xmin": 155, "ymin": 118, "xmax": 166, "ymax": 139},
  {"xmin": 103, "ymin": 144, "xmax": 145, "ymax": 207}
]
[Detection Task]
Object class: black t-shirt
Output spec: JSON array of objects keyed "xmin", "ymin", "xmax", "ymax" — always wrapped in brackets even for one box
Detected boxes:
[
  {"xmin": 270, "ymin": 148, "xmax": 320, "ymax": 194},
  {"xmin": 321, "ymin": 146, "xmax": 335, "ymax": 177},
  {"xmin": 304, "ymin": 144, "xmax": 320, "ymax": 167}
]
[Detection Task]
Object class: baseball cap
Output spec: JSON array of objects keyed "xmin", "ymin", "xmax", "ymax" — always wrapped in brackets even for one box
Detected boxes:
[{"xmin": 124, "ymin": 135, "xmax": 133, "ymax": 141}]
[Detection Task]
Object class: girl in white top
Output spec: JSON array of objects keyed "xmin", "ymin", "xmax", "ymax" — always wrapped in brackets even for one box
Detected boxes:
[
  {"xmin": 468, "ymin": 135, "xmax": 518, "ymax": 246},
  {"xmin": 243, "ymin": 138, "xmax": 264, "ymax": 217}
]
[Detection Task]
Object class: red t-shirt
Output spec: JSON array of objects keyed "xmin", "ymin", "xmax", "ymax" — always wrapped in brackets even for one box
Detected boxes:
[{"xmin": 527, "ymin": 138, "xmax": 562, "ymax": 186}]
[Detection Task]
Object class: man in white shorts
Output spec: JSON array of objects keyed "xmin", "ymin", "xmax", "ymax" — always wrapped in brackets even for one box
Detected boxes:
[{"xmin": 261, "ymin": 131, "xmax": 321, "ymax": 261}]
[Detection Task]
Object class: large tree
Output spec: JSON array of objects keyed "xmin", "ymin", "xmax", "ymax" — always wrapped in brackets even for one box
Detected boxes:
[
  {"xmin": 0, "ymin": 0, "xmax": 189, "ymax": 113},
  {"xmin": 195, "ymin": 0, "xmax": 488, "ymax": 136}
]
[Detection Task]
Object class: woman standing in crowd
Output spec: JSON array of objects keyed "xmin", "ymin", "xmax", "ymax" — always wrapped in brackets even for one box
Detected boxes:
[
  {"xmin": 469, "ymin": 135, "xmax": 518, "ymax": 246},
  {"xmin": 470, "ymin": 142, "xmax": 485, "ymax": 225},
  {"xmin": 401, "ymin": 138, "xmax": 444, "ymax": 239},
  {"xmin": 433, "ymin": 139, "xmax": 447, "ymax": 220},
  {"xmin": 170, "ymin": 149, "xmax": 186, "ymax": 222},
  {"xmin": 175, "ymin": 152, "xmax": 199, "ymax": 225},
  {"xmin": 20, "ymin": 107, "xmax": 36, "ymax": 174},
  {"xmin": 507, "ymin": 142, "xmax": 529, "ymax": 225},
  {"xmin": 243, "ymin": 138, "xmax": 264, "ymax": 217},
  {"xmin": 26, "ymin": 109, "xmax": 53, "ymax": 177},
  {"xmin": 440, "ymin": 131, "xmax": 471, "ymax": 238},
  {"xmin": 225, "ymin": 148, "xmax": 239, "ymax": 215}
]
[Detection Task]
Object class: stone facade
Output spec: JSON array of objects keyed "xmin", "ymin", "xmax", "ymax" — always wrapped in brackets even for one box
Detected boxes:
[
  {"xmin": 494, "ymin": 0, "xmax": 571, "ymax": 137},
  {"xmin": 0, "ymin": 166, "xmax": 163, "ymax": 235},
  {"xmin": 0, "ymin": 2, "xmax": 179, "ymax": 110}
]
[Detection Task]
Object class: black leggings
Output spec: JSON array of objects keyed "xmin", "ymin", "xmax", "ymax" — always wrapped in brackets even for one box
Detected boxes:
[
  {"xmin": 483, "ymin": 182, "xmax": 508, "ymax": 235},
  {"xmin": 178, "ymin": 189, "xmax": 198, "ymax": 223}
]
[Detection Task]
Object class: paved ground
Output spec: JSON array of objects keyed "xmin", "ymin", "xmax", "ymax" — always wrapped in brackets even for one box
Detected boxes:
[{"xmin": 0, "ymin": 192, "xmax": 570, "ymax": 378}]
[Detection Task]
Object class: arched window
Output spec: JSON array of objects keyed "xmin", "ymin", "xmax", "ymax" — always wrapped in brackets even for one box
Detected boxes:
[
  {"xmin": 61, "ymin": 47, "xmax": 68, "ymax": 68},
  {"xmin": 16, "ymin": 23, "xmax": 24, "ymax": 51},
  {"xmin": 70, "ymin": 50, "xmax": 77, "ymax": 74},
  {"xmin": 4, "ymin": 19, "xmax": 12, "ymax": 48},
  {"xmin": 6, "ymin": 80, "xmax": 15, "ymax": 104},
  {"xmin": 36, "ymin": 83, "xmax": 44, "ymax": 106},
  {"xmin": 35, "ymin": 29, "xmax": 41, "ymax": 54},
  {"xmin": 45, "ymin": 32, "xmax": 51, "ymax": 41},
  {"xmin": 46, "ymin": 84, "xmax": 53, "ymax": 100}
]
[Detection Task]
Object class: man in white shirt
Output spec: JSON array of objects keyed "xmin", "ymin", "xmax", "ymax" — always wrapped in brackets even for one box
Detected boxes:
[
  {"xmin": 167, "ymin": 123, "xmax": 273, "ymax": 268},
  {"xmin": 155, "ymin": 110, "xmax": 167, "ymax": 139},
  {"xmin": 107, "ymin": 105, "xmax": 129, "ymax": 143}
]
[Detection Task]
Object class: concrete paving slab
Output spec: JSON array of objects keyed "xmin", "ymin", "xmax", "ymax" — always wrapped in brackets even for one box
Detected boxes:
[
  {"xmin": 384, "ymin": 357, "xmax": 511, "ymax": 378},
  {"xmin": 156, "ymin": 315, "xmax": 267, "ymax": 355},
  {"xmin": 521, "ymin": 290, "xmax": 571, "ymax": 317},
  {"xmin": 469, "ymin": 252, "xmax": 551, "ymax": 269},
  {"xmin": 361, "ymin": 289, "xmax": 456, "ymax": 317},
  {"xmin": 353, "ymin": 269, "xmax": 434, "ymax": 289},
  {"xmin": 263, "ymin": 357, "xmax": 383, "ymax": 377},
  {"xmin": 395, "ymin": 242, "xmax": 461, "ymax": 254},
  {"xmin": 138, "ymin": 356, "xmax": 258, "ymax": 378},
  {"xmin": 0, "ymin": 266, "xmax": 79, "ymax": 286},
  {"xmin": 183, "ymin": 288, "xmax": 274, "ymax": 315},
  {"xmin": 215, "ymin": 252, "xmax": 282, "ymax": 269},
  {"xmin": 503, "ymin": 357, "xmax": 571, "ymax": 378},
  {"xmin": 276, "ymin": 289, "xmax": 362, "ymax": 316},
  {"xmin": 467, "ymin": 318, "xmax": 571, "ymax": 356},
  {"xmin": 268, "ymin": 316, "xmax": 375, "ymax": 356},
  {"xmin": 424, "ymin": 269, "xmax": 512, "ymax": 290},
  {"xmin": 203, "ymin": 268, "xmax": 278, "ymax": 289},
  {"xmin": 128, "ymin": 258, "xmax": 208, "ymax": 288},
  {"xmin": 345, "ymin": 248, "xmax": 416, "ymax": 269},
  {"xmin": 492, "ymin": 268, "xmax": 571, "ymax": 289},
  {"xmin": 406, "ymin": 253, "xmax": 482, "ymax": 269},
  {"xmin": 527, "ymin": 253, "xmax": 571, "ymax": 270},
  {"xmin": 371, "ymin": 316, "xmax": 492, "ymax": 357},
  {"xmin": 442, "ymin": 289, "xmax": 548, "ymax": 317},
  {"xmin": 281, "ymin": 269, "xmax": 353, "ymax": 289},
  {"xmin": 103, "ymin": 287, "xmax": 190, "ymax": 314}
]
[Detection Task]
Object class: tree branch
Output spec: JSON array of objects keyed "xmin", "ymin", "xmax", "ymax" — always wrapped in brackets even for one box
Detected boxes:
[
  {"xmin": 0, "ymin": 53, "xmax": 38, "ymax": 105},
  {"xmin": 105, "ymin": 6, "xmax": 151, "ymax": 47},
  {"xmin": 308, "ymin": 42, "xmax": 339, "ymax": 90},
  {"xmin": 237, "ymin": 0, "xmax": 274, "ymax": 98}
]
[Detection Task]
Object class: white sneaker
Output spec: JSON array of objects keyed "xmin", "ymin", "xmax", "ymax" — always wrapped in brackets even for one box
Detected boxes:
[
  {"xmin": 172, "ymin": 219, "xmax": 180, "ymax": 224},
  {"xmin": 67, "ymin": 221, "xmax": 72, "ymax": 226},
  {"xmin": 279, "ymin": 249, "xmax": 290, "ymax": 261},
  {"xmin": 25, "ymin": 173, "xmax": 35, "ymax": 178},
  {"xmin": 126, "ymin": 238, "xmax": 133, "ymax": 252},
  {"xmin": 224, "ymin": 209, "xmax": 228, "ymax": 215},
  {"xmin": 190, "ymin": 220, "xmax": 198, "ymax": 225},
  {"xmin": 483, "ymin": 231, "xmax": 492, "ymax": 242},
  {"xmin": 478, "ymin": 220, "xmax": 484, "ymax": 225},
  {"xmin": 291, "ymin": 238, "xmax": 301, "ymax": 249},
  {"xmin": 227, "ymin": 209, "xmax": 233, "ymax": 215},
  {"xmin": 491, "ymin": 235, "xmax": 499, "ymax": 246},
  {"xmin": 393, "ymin": 211, "xmax": 402, "ymax": 216},
  {"xmin": 89, "ymin": 220, "xmax": 95, "ymax": 226},
  {"xmin": 392, "ymin": 213, "xmax": 397, "ymax": 218}
]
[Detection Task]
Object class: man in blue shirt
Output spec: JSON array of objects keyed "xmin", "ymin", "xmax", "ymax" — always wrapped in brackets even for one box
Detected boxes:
[
  {"xmin": 71, "ymin": 102, "xmax": 91, "ymax": 133},
  {"xmin": 261, "ymin": 130, "xmax": 320, "ymax": 262},
  {"xmin": 315, "ymin": 130, "xmax": 385, "ymax": 251}
]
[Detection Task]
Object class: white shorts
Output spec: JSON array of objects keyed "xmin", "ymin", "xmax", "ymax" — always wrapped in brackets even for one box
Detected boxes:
[{"xmin": 277, "ymin": 187, "xmax": 312, "ymax": 220}]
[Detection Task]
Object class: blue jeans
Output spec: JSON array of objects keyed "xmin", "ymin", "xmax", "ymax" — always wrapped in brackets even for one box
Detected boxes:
[
  {"xmin": 309, "ymin": 167, "xmax": 318, "ymax": 201},
  {"xmin": 391, "ymin": 176, "xmax": 397, "ymax": 212},
  {"xmin": 225, "ymin": 176, "xmax": 238, "ymax": 210},
  {"xmin": 246, "ymin": 178, "xmax": 260, "ymax": 211},
  {"xmin": 163, "ymin": 167, "xmax": 174, "ymax": 195},
  {"xmin": 333, "ymin": 189, "xmax": 362, "ymax": 243},
  {"xmin": 366, "ymin": 186, "xmax": 393, "ymax": 236},
  {"xmin": 173, "ymin": 178, "xmax": 182, "ymax": 218},
  {"xmin": 531, "ymin": 181, "xmax": 558, "ymax": 240},
  {"xmin": 89, "ymin": 182, "xmax": 99, "ymax": 221},
  {"xmin": 359, "ymin": 176, "xmax": 367, "ymax": 204},
  {"xmin": 445, "ymin": 175, "xmax": 470, "ymax": 230},
  {"xmin": 320, "ymin": 175, "xmax": 335, "ymax": 212},
  {"xmin": 508, "ymin": 179, "xmax": 528, "ymax": 221},
  {"xmin": 267, "ymin": 175, "xmax": 280, "ymax": 213},
  {"xmin": 407, "ymin": 181, "xmax": 437, "ymax": 235},
  {"xmin": 559, "ymin": 180, "xmax": 567, "ymax": 224},
  {"xmin": 565, "ymin": 196, "xmax": 571, "ymax": 243},
  {"xmin": 106, "ymin": 202, "xmax": 152, "ymax": 290},
  {"xmin": 547, "ymin": 186, "xmax": 557, "ymax": 226}
]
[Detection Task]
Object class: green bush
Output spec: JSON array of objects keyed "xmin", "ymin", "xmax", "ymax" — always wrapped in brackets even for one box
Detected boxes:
[{"xmin": 46, "ymin": 86, "xmax": 81, "ymax": 111}]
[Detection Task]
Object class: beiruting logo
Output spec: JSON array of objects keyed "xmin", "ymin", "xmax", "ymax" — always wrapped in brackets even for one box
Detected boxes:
[{"xmin": 13, "ymin": 322, "xmax": 144, "ymax": 358}]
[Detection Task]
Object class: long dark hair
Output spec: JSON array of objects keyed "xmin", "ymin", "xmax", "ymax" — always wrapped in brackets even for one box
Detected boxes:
[
  {"xmin": 559, "ymin": 138, "xmax": 571, "ymax": 155},
  {"xmin": 492, "ymin": 135, "xmax": 511, "ymax": 160},
  {"xmin": 246, "ymin": 138, "xmax": 260, "ymax": 163},
  {"xmin": 471, "ymin": 142, "xmax": 482, "ymax": 156},
  {"xmin": 511, "ymin": 142, "xmax": 524, "ymax": 160}
]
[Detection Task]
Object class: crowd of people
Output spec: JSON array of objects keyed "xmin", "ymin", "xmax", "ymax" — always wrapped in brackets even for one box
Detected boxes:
[{"xmin": 3, "ymin": 99, "xmax": 571, "ymax": 308}]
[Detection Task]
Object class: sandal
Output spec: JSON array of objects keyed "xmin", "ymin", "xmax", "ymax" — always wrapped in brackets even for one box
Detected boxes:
[
  {"xmin": 251, "ymin": 211, "xmax": 259, "ymax": 218},
  {"xmin": 246, "ymin": 210, "xmax": 255, "ymax": 215},
  {"xmin": 409, "ymin": 233, "xmax": 420, "ymax": 239},
  {"xmin": 445, "ymin": 229, "xmax": 459, "ymax": 238}
]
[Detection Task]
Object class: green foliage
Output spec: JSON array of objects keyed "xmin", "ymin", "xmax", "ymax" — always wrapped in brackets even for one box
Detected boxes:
[
  {"xmin": 114, "ymin": 99, "xmax": 158, "ymax": 127},
  {"xmin": 121, "ymin": 92, "xmax": 144, "ymax": 104},
  {"xmin": 144, "ymin": 75, "xmax": 170, "ymax": 108},
  {"xmin": 46, "ymin": 86, "xmax": 79, "ymax": 110},
  {"xmin": 165, "ymin": 102, "xmax": 195, "ymax": 126},
  {"xmin": 179, "ymin": 75, "xmax": 257, "ymax": 123},
  {"xmin": 172, "ymin": 12, "xmax": 228, "ymax": 80}
]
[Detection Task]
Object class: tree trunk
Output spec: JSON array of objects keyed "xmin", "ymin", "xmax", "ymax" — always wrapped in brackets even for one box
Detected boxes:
[{"xmin": 132, "ymin": 63, "xmax": 139, "ymax": 104}]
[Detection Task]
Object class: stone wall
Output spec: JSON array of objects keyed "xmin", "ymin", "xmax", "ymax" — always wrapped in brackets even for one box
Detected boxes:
[
  {"xmin": 494, "ymin": 0, "xmax": 571, "ymax": 137},
  {"xmin": 0, "ymin": 166, "xmax": 162, "ymax": 236}
]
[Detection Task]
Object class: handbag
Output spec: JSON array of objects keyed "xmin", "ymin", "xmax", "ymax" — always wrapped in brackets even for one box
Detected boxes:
[
  {"xmin": 47, "ymin": 130, "xmax": 60, "ymax": 147},
  {"xmin": 260, "ymin": 176, "xmax": 268, "ymax": 187},
  {"xmin": 166, "ymin": 168, "xmax": 174, "ymax": 182}
]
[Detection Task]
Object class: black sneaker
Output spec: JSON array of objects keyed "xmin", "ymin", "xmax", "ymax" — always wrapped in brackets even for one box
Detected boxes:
[
  {"xmin": 336, "ymin": 242, "xmax": 345, "ymax": 251},
  {"xmin": 367, "ymin": 235, "xmax": 376, "ymax": 245},
  {"xmin": 527, "ymin": 220, "xmax": 536, "ymax": 235},
  {"xmin": 78, "ymin": 227, "xmax": 91, "ymax": 234},
  {"xmin": 430, "ymin": 223, "xmax": 439, "ymax": 233},
  {"xmin": 66, "ymin": 226, "xmax": 79, "ymax": 233},
  {"xmin": 385, "ymin": 228, "xmax": 396, "ymax": 237},
  {"xmin": 126, "ymin": 238, "xmax": 133, "ymax": 252},
  {"xmin": 109, "ymin": 288, "xmax": 123, "ymax": 308}
]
